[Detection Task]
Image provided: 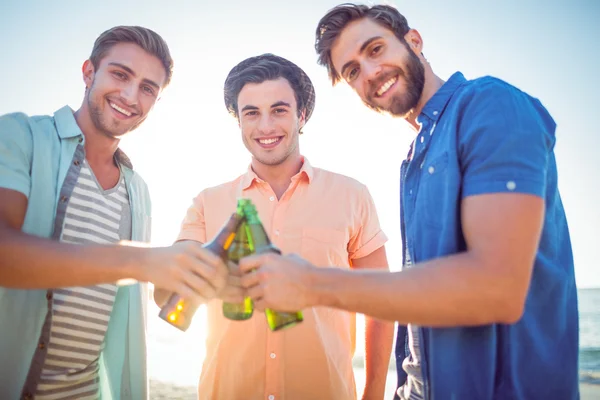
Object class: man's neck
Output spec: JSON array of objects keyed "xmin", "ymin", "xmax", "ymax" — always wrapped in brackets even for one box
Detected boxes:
[
  {"xmin": 251, "ymin": 155, "xmax": 304, "ymax": 199},
  {"xmin": 405, "ymin": 70, "xmax": 446, "ymax": 131},
  {"xmin": 73, "ymin": 105, "xmax": 120, "ymax": 167}
]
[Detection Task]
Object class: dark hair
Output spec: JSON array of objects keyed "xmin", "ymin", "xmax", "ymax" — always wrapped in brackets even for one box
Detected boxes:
[
  {"xmin": 223, "ymin": 53, "xmax": 315, "ymax": 127},
  {"xmin": 90, "ymin": 26, "xmax": 173, "ymax": 87},
  {"xmin": 315, "ymin": 3, "xmax": 411, "ymax": 85}
]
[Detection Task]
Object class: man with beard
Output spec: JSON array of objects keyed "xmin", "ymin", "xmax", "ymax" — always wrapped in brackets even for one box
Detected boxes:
[
  {"xmin": 154, "ymin": 53, "xmax": 394, "ymax": 399},
  {"xmin": 238, "ymin": 4, "xmax": 578, "ymax": 400},
  {"xmin": 0, "ymin": 26, "xmax": 231, "ymax": 399}
]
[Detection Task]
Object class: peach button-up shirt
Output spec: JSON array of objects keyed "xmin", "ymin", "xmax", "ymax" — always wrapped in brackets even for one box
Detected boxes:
[{"xmin": 178, "ymin": 158, "xmax": 387, "ymax": 400}]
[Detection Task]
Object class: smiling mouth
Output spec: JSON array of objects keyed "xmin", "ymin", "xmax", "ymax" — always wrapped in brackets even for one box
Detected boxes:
[
  {"xmin": 375, "ymin": 76, "xmax": 398, "ymax": 97},
  {"xmin": 109, "ymin": 101, "xmax": 133, "ymax": 117},
  {"xmin": 256, "ymin": 137, "xmax": 283, "ymax": 147}
]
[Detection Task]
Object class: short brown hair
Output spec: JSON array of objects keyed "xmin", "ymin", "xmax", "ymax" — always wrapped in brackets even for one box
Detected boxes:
[
  {"xmin": 89, "ymin": 26, "xmax": 173, "ymax": 87},
  {"xmin": 315, "ymin": 3, "xmax": 411, "ymax": 85},
  {"xmin": 223, "ymin": 54, "xmax": 316, "ymax": 126}
]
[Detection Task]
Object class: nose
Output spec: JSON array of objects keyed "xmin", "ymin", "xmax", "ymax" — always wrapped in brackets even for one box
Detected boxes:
[
  {"xmin": 120, "ymin": 83, "xmax": 138, "ymax": 106},
  {"xmin": 364, "ymin": 61, "xmax": 383, "ymax": 83},
  {"xmin": 257, "ymin": 114, "xmax": 275, "ymax": 134}
]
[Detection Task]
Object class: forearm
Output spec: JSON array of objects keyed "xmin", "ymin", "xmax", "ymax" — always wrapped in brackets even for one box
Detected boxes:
[
  {"xmin": 363, "ymin": 316, "xmax": 394, "ymax": 398},
  {"xmin": 312, "ymin": 252, "xmax": 524, "ymax": 326},
  {"xmin": 0, "ymin": 228, "xmax": 145, "ymax": 288}
]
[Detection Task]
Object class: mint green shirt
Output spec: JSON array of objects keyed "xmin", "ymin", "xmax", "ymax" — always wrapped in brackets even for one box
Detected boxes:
[{"xmin": 0, "ymin": 106, "xmax": 152, "ymax": 399}]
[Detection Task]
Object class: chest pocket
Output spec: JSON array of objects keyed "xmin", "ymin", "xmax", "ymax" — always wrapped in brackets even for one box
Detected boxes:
[
  {"xmin": 301, "ymin": 227, "xmax": 349, "ymax": 267},
  {"xmin": 417, "ymin": 152, "xmax": 450, "ymax": 228}
]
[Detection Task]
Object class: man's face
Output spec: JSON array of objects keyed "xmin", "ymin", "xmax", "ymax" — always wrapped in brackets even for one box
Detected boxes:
[
  {"xmin": 83, "ymin": 42, "xmax": 166, "ymax": 138},
  {"xmin": 237, "ymin": 77, "xmax": 304, "ymax": 167},
  {"xmin": 330, "ymin": 18, "xmax": 425, "ymax": 117}
]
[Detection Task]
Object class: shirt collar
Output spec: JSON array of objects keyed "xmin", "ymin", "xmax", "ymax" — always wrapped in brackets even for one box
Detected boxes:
[
  {"xmin": 241, "ymin": 156, "xmax": 314, "ymax": 190},
  {"xmin": 53, "ymin": 105, "xmax": 133, "ymax": 169},
  {"xmin": 419, "ymin": 72, "xmax": 467, "ymax": 122}
]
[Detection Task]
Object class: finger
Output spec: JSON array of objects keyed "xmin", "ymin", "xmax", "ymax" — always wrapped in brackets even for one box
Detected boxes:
[
  {"xmin": 246, "ymin": 283, "xmax": 264, "ymax": 301},
  {"xmin": 253, "ymin": 299, "xmax": 267, "ymax": 312},
  {"xmin": 240, "ymin": 269, "xmax": 261, "ymax": 289},
  {"xmin": 181, "ymin": 270, "xmax": 218, "ymax": 300},
  {"xmin": 219, "ymin": 285, "xmax": 245, "ymax": 303},
  {"xmin": 171, "ymin": 283, "xmax": 209, "ymax": 306},
  {"xmin": 239, "ymin": 253, "xmax": 268, "ymax": 273},
  {"xmin": 185, "ymin": 256, "xmax": 228, "ymax": 290},
  {"xmin": 227, "ymin": 274, "xmax": 243, "ymax": 287},
  {"xmin": 186, "ymin": 244, "xmax": 225, "ymax": 267}
]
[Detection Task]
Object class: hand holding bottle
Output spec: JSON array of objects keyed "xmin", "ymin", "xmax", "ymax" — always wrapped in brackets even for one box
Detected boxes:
[{"xmin": 239, "ymin": 252, "xmax": 317, "ymax": 314}]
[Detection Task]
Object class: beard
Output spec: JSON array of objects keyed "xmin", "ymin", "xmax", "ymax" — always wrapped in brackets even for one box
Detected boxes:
[
  {"xmin": 364, "ymin": 46, "xmax": 425, "ymax": 117},
  {"xmin": 87, "ymin": 81, "xmax": 144, "ymax": 138}
]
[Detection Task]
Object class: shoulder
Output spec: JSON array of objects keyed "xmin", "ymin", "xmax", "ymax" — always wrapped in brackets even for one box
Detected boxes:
[
  {"xmin": 312, "ymin": 167, "xmax": 370, "ymax": 194},
  {"xmin": 200, "ymin": 174, "xmax": 246, "ymax": 198}
]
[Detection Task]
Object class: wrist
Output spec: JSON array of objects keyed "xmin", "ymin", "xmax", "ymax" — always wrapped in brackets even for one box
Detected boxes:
[
  {"xmin": 117, "ymin": 241, "xmax": 152, "ymax": 283},
  {"xmin": 307, "ymin": 266, "xmax": 338, "ymax": 308}
]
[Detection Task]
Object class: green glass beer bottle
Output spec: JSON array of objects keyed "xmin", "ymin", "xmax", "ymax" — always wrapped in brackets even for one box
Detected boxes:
[
  {"xmin": 158, "ymin": 211, "xmax": 244, "ymax": 331},
  {"xmin": 241, "ymin": 200, "xmax": 303, "ymax": 331},
  {"xmin": 222, "ymin": 200, "xmax": 254, "ymax": 320}
]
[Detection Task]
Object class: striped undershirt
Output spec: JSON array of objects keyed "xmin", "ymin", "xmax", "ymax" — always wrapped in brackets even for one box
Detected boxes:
[
  {"xmin": 35, "ymin": 160, "xmax": 131, "ymax": 400},
  {"xmin": 399, "ymin": 250, "xmax": 425, "ymax": 400}
]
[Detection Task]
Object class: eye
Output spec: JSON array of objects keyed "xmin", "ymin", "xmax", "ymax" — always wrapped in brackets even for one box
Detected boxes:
[
  {"xmin": 347, "ymin": 66, "xmax": 359, "ymax": 82},
  {"xmin": 142, "ymin": 85, "xmax": 156, "ymax": 97},
  {"xmin": 112, "ymin": 71, "xmax": 127, "ymax": 80},
  {"xmin": 370, "ymin": 44, "xmax": 383, "ymax": 56},
  {"xmin": 244, "ymin": 111, "xmax": 258, "ymax": 117},
  {"xmin": 273, "ymin": 108, "xmax": 287, "ymax": 114}
]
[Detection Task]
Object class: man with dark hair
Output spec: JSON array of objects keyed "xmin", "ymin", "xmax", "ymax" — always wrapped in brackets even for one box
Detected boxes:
[
  {"xmin": 155, "ymin": 53, "xmax": 394, "ymax": 399},
  {"xmin": 0, "ymin": 26, "xmax": 228, "ymax": 399},
  {"xmin": 239, "ymin": 4, "xmax": 578, "ymax": 400}
]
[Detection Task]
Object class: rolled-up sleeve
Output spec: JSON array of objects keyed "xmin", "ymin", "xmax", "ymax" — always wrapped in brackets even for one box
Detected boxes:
[
  {"xmin": 177, "ymin": 190, "xmax": 207, "ymax": 243},
  {"xmin": 0, "ymin": 113, "xmax": 33, "ymax": 197},
  {"xmin": 458, "ymin": 80, "xmax": 555, "ymax": 199},
  {"xmin": 348, "ymin": 184, "xmax": 388, "ymax": 260}
]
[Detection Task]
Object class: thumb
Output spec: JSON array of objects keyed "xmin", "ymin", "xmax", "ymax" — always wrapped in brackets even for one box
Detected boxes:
[{"xmin": 239, "ymin": 253, "xmax": 267, "ymax": 273}]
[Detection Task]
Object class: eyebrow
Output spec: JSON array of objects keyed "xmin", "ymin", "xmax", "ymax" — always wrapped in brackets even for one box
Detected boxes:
[
  {"xmin": 108, "ymin": 62, "xmax": 161, "ymax": 90},
  {"xmin": 340, "ymin": 36, "xmax": 382, "ymax": 78},
  {"xmin": 240, "ymin": 101, "xmax": 291, "ymax": 113}
]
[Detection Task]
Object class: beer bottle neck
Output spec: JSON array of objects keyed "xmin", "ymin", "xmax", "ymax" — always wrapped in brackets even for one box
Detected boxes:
[{"xmin": 205, "ymin": 213, "xmax": 243, "ymax": 258}]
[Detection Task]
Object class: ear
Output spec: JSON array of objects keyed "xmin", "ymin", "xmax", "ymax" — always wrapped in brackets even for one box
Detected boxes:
[
  {"xmin": 298, "ymin": 109, "xmax": 306, "ymax": 129},
  {"xmin": 404, "ymin": 29, "xmax": 424, "ymax": 56},
  {"xmin": 82, "ymin": 59, "xmax": 95, "ymax": 89}
]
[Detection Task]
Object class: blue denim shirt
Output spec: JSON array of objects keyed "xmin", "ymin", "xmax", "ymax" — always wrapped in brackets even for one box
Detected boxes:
[
  {"xmin": 0, "ymin": 106, "xmax": 152, "ymax": 399},
  {"xmin": 395, "ymin": 73, "xmax": 578, "ymax": 399}
]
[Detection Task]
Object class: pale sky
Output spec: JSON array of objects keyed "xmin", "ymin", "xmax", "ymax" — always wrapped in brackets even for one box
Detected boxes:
[{"xmin": 1, "ymin": 0, "xmax": 597, "ymax": 287}]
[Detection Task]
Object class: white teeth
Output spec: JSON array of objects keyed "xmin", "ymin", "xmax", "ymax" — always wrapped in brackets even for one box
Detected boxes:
[
  {"xmin": 376, "ymin": 77, "xmax": 397, "ymax": 97},
  {"xmin": 110, "ymin": 102, "xmax": 132, "ymax": 117},
  {"xmin": 259, "ymin": 138, "xmax": 279, "ymax": 145}
]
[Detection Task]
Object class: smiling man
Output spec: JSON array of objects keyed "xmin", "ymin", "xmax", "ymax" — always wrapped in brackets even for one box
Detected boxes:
[
  {"xmin": 155, "ymin": 53, "xmax": 394, "ymax": 399},
  {"xmin": 0, "ymin": 26, "xmax": 232, "ymax": 399},
  {"xmin": 237, "ymin": 4, "xmax": 578, "ymax": 400}
]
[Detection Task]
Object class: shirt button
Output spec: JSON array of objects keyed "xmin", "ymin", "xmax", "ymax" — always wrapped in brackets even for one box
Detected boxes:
[
  {"xmin": 506, "ymin": 181, "xmax": 517, "ymax": 191},
  {"xmin": 22, "ymin": 393, "xmax": 33, "ymax": 400},
  {"xmin": 60, "ymin": 195, "xmax": 68, "ymax": 202},
  {"xmin": 270, "ymin": 352, "xmax": 276, "ymax": 359},
  {"xmin": 274, "ymin": 230, "xmax": 280, "ymax": 236},
  {"xmin": 73, "ymin": 160, "xmax": 80, "ymax": 166},
  {"xmin": 409, "ymin": 189, "xmax": 413, "ymax": 195},
  {"xmin": 420, "ymin": 136, "xmax": 424, "ymax": 143},
  {"xmin": 38, "ymin": 341, "xmax": 45, "ymax": 350},
  {"xmin": 268, "ymin": 396, "xmax": 275, "ymax": 400},
  {"xmin": 46, "ymin": 291, "xmax": 53, "ymax": 300},
  {"xmin": 78, "ymin": 137, "xmax": 83, "ymax": 143},
  {"xmin": 433, "ymin": 110, "xmax": 439, "ymax": 116},
  {"xmin": 428, "ymin": 166, "xmax": 435, "ymax": 174},
  {"xmin": 269, "ymin": 196, "xmax": 275, "ymax": 201}
]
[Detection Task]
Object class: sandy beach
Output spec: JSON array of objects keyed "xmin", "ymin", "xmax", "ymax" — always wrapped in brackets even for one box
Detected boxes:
[{"xmin": 149, "ymin": 379, "xmax": 600, "ymax": 399}]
